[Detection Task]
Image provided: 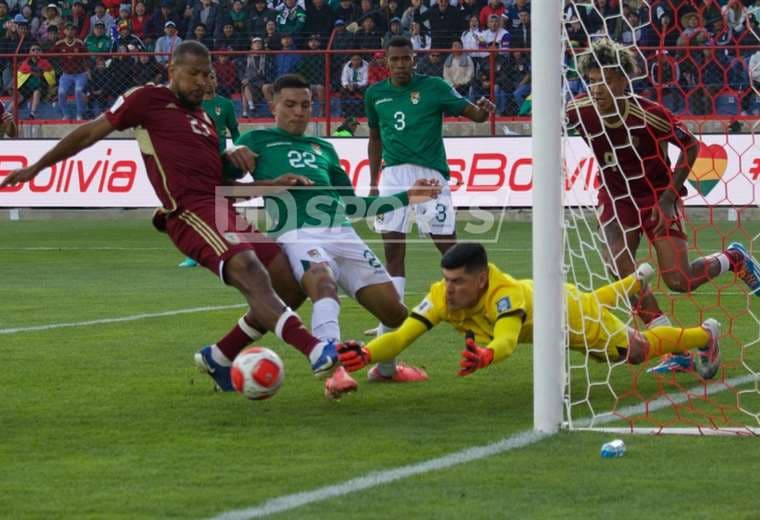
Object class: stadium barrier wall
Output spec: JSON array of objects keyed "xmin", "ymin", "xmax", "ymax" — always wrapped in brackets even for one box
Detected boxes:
[{"xmin": 0, "ymin": 136, "xmax": 758, "ymax": 207}]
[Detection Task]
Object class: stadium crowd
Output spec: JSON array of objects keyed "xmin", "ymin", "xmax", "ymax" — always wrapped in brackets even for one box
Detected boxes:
[{"xmin": 0, "ymin": 0, "xmax": 758, "ymax": 120}]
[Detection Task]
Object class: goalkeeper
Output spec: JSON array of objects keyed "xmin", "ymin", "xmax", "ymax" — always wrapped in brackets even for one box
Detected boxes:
[{"xmin": 338, "ymin": 243, "xmax": 720, "ymax": 385}]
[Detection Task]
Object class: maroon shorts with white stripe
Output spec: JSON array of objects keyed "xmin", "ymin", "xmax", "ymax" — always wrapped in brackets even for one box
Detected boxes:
[{"xmin": 156, "ymin": 197, "xmax": 281, "ymax": 281}]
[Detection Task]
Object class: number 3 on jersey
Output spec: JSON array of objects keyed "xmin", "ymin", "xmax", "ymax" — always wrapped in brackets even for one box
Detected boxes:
[
  {"xmin": 393, "ymin": 111, "xmax": 406, "ymax": 131},
  {"xmin": 288, "ymin": 150, "xmax": 317, "ymax": 169}
]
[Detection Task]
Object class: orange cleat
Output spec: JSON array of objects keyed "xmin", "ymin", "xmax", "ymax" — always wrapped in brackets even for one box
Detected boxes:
[
  {"xmin": 367, "ymin": 362, "xmax": 429, "ymax": 382},
  {"xmin": 324, "ymin": 366, "xmax": 358, "ymax": 400}
]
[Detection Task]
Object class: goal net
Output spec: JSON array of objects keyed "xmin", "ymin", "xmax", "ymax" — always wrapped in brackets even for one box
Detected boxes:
[{"xmin": 559, "ymin": 0, "xmax": 760, "ymax": 435}]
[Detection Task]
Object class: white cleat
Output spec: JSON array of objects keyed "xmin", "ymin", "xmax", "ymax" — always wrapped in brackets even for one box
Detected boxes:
[
  {"xmin": 363, "ymin": 326, "xmax": 380, "ymax": 337},
  {"xmin": 635, "ymin": 262, "xmax": 655, "ymax": 288},
  {"xmin": 696, "ymin": 318, "xmax": 721, "ymax": 380}
]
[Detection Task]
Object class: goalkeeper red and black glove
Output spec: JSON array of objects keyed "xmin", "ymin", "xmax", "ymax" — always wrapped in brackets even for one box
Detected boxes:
[
  {"xmin": 338, "ymin": 340, "xmax": 371, "ymax": 372},
  {"xmin": 458, "ymin": 333, "xmax": 494, "ymax": 377}
]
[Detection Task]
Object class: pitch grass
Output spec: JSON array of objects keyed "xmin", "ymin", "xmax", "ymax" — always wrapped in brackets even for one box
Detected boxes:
[{"xmin": 1, "ymin": 217, "xmax": 759, "ymax": 519}]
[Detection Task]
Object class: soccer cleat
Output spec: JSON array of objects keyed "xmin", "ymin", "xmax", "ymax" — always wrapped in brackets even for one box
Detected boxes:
[
  {"xmin": 194, "ymin": 345, "xmax": 233, "ymax": 392},
  {"xmin": 367, "ymin": 362, "xmax": 429, "ymax": 383},
  {"xmin": 324, "ymin": 366, "xmax": 359, "ymax": 400},
  {"xmin": 646, "ymin": 352, "xmax": 694, "ymax": 375},
  {"xmin": 695, "ymin": 318, "xmax": 721, "ymax": 380},
  {"xmin": 363, "ymin": 326, "xmax": 380, "ymax": 337},
  {"xmin": 178, "ymin": 257, "xmax": 199, "ymax": 268},
  {"xmin": 727, "ymin": 242, "xmax": 760, "ymax": 296},
  {"xmin": 635, "ymin": 262, "xmax": 655, "ymax": 289},
  {"xmin": 309, "ymin": 340, "xmax": 339, "ymax": 379}
]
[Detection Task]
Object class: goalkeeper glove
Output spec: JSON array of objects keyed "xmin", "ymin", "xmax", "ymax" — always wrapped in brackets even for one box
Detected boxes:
[
  {"xmin": 338, "ymin": 340, "xmax": 371, "ymax": 372},
  {"xmin": 458, "ymin": 333, "xmax": 494, "ymax": 377}
]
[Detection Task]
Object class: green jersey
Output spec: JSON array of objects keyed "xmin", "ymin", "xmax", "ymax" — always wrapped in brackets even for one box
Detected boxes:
[
  {"xmin": 202, "ymin": 95, "xmax": 240, "ymax": 153},
  {"xmin": 365, "ymin": 74, "xmax": 469, "ymax": 179},
  {"xmin": 235, "ymin": 128, "xmax": 409, "ymax": 236}
]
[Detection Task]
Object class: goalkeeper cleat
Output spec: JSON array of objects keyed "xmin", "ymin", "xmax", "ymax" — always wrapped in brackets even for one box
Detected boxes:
[
  {"xmin": 194, "ymin": 345, "xmax": 233, "ymax": 392},
  {"xmin": 647, "ymin": 352, "xmax": 694, "ymax": 375},
  {"xmin": 363, "ymin": 326, "xmax": 380, "ymax": 337},
  {"xmin": 368, "ymin": 362, "xmax": 429, "ymax": 383},
  {"xmin": 695, "ymin": 319, "xmax": 721, "ymax": 380},
  {"xmin": 178, "ymin": 257, "xmax": 199, "ymax": 268},
  {"xmin": 310, "ymin": 340, "xmax": 339, "ymax": 379},
  {"xmin": 324, "ymin": 366, "xmax": 359, "ymax": 400},
  {"xmin": 727, "ymin": 242, "xmax": 760, "ymax": 296}
]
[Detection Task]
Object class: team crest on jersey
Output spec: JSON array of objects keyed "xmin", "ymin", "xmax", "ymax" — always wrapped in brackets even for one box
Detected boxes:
[
  {"xmin": 307, "ymin": 249, "xmax": 321, "ymax": 258},
  {"xmin": 215, "ymin": 106, "xmax": 221, "ymax": 116},
  {"xmin": 311, "ymin": 143, "xmax": 322, "ymax": 155},
  {"xmin": 410, "ymin": 91, "xmax": 421, "ymax": 104},
  {"xmin": 496, "ymin": 297, "xmax": 511, "ymax": 313}
]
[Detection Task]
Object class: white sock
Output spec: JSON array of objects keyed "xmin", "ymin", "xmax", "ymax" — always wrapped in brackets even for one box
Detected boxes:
[
  {"xmin": 391, "ymin": 276, "xmax": 406, "ymax": 302},
  {"xmin": 312, "ymin": 297, "xmax": 341, "ymax": 342},
  {"xmin": 708, "ymin": 252, "xmax": 731, "ymax": 275},
  {"xmin": 210, "ymin": 345, "xmax": 232, "ymax": 366},
  {"xmin": 648, "ymin": 314, "xmax": 672, "ymax": 329}
]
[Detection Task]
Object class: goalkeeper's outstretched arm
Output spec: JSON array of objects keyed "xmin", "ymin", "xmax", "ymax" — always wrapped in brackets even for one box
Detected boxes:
[
  {"xmin": 458, "ymin": 314, "xmax": 523, "ymax": 376},
  {"xmin": 339, "ymin": 316, "xmax": 431, "ymax": 373}
]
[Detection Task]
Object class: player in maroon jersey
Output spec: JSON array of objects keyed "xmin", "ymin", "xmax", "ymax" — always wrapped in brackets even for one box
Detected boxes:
[
  {"xmin": 566, "ymin": 39, "xmax": 760, "ymax": 353},
  {"xmin": 0, "ymin": 41, "xmax": 342, "ymax": 391}
]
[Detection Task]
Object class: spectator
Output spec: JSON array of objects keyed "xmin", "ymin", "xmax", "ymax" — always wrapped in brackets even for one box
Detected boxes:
[
  {"xmin": 479, "ymin": 0, "xmax": 504, "ymax": 30},
  {"xmin": 416, "ymin": 50, "xmax": 444, "ymax": 77},
  {"xmin": 723, "ymin": 0, "xmax": 748, "ymax": 37},
  {"xmin": 276, "ymin": 0, "xmax": 306, "ymax": 35},
  {"xmin": 332, "ymin": 18, "xmax": 353, "ymax": 49},
  {"xmin": 426, "ymin": 0, "xmax": 463, "ymax": 49},
  {"xmin": 37, "ymin": 3, "xmax": 63, "ymax": 41},
  {"xmin": 461, "ymin": 14, "xmax": 486, "ymax": 63},
  {"xmin": 131, "ymin": 2, "xmax": 149, "ymax": 40},
  {"xmin": 410, "ymin": 21, "xmax": 431, "ymax": 50},
  {"xmin": 66, "ymin": 1, "xmax": 90, "ymax": 40},
  {"xmin": 459, "ymin": 0, "xmax": 482, "ymax": 24},
  {"xmin": 223, "ymin": 0, "xmax": 249, "ymax": 39},
  {"xmin": 367, "ymin": 51, "xmax": 389, "ymax": 84},
  {"xmin": 215, "ymin": 21, "xmax": 246, "ymax": 50},
  {"xmin": 565, "ymin": 15, "xmax": 588, "ymax": 48},
  {"xmin": 402, "ymin": 0, "xmax": 429, "ymax": 32},
  {"xmin": 189, "ymin": 22, "xmax": 214, "ymax": 48},
  {"xmin": 186, "ymin": 0, "xmax": 220, "ymax": 40},
  {"xmin": 116, "ymin": 6, "xmax": 132, "ymax": 33},
  {"xmin": 357, "ymin": 0, "xmax": 384, "ymax": 31},
  {"xmin": 213, "ymin": 50, "xmax": 237, "ymax": 98},
  {"xmin": 383, "ymin": 17, "xmax": 408, "ymax": 48},
  {"xmin": 145, "ymin": 0, "xmax": 178, "ymax": 41},
  {"xmin": 133, "ymin": 51, "xmax": 165, "ymax": 85},
  {"xmin": 384, "ymin": 0, "xmax": 404, "ymax": 27},
  {"xmin": 304, "ymin": 0, "xmax": 333, "ymax": 40},
  {"xmin": 20, "ymin": 5, "xmax": 40, "ymax": 38},
  {"xmin": 583, "ymin": 0, "xmax": 610, "ymax": 36},
  {"xmin": 17, "ymin": 45, "xmax": 55, "ymax": 119},
  {"xmin": 115, "ymin": 20, "xmax": 146, "ymax": 51},
  {"xmin": 263, "ymin": 19, "xmax": 282, "ymax": 50},
  {"xmin": 469, "ymin": 69, "xmax": 502, "ymax": 113},
  {"xmin": 87, "ymin": 55, "xmax": 111, "ymax": 116},
  {"xmin": 250, "ymin": 0, "xmax": 277, "ymax": 36},
  {"xmin": 55, "ymin": 22, "xmax": 88, "ymax": 120},
  {"xmin": 749, "ymin": 0, "xmax": 760, "ymax": 27},
  {"xmin": 297, "ymin": 34, "xmax": 325, "ymax": 114},
  {"xmin": 511, "ymin": 49, "xmax": 531, "ymax": 114},
  {"xmin": 621, "ymin": 11, "xmax": 643, "ymax": 45},
  {"xmin": 510, "ymin": 8, "xmax": 530, "ymax": 49},
  {"xmin": 12, "ymin": 14, "xmax": 33, "ymax": 55},
  {"xmin": 353, "ymin": 13, "xmax": 382, "ymax": 49},
  {"xmin": 334, "ymin": 0, "xmax": 361, "ymax": 26},
  {"xmin": 332, "ymin": 115, "xmax": 359, "ymax": 136},
  {"xmin": 677, "ymin": 11, "xmax": 709, "ymax": 47},
  {"xmin": 105, "ymin": 44, "xmax": 134, "ymax": 98},
  {"xmin": 154, "ymin": 20, "xmax": 181, "ymax": 65},
  {"xmin": 340, "ymin": 53, "xmax": 368, "ymax": 116},
  {"xmin": 271, "ymin": 33, "xmax": 301, "ymax": 77},
  {"xmin": 240, "ymin": 37, "xmax": 272, "ymax": 117},
  {"xmin": 0, "ymin": 2, "xmax": 9, "ymax": 39},
  {"xmin": 103, "ymin": 0, "xmax": 121, "ymax": 18},
  {"xmin": 90, "ymin": 3, "xmax": 115, "ymax": 35},
  {"xmin": 40, "ymin": 24, "xmax": 60, "ymax": 52},
  {"xmin": 86, "ymin": 20, "xmax": 112, "ymax": 52},
  {"xmin": 443, "ymin": 39, "xmax": 474, "ymax": 95},
  {"xmin": 693, "ymin": 0, "xmax": 723, "ymax": 28},
  {"xmin": 481, "ymin": 14, "xmax": 510, "ymax": 49}
]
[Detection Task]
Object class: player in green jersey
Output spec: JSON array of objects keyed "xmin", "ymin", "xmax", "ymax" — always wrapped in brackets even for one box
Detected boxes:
[
  {"xmin": 363, "ymin": 36, "xmax": 495, "ymax": 355},
  {"xmin": 179, "ymin": 70, "xmax": 242, "ymax": 268},
  {"xmin": 236, "ymin": 74, "xmax": 440, "ymax": 399}
]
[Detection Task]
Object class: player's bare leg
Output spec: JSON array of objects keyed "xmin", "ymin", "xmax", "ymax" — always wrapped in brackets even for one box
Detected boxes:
[
  {"xmin": 266, "ymin": 251, "xmax": 307, "ymax": 310},
  {"xmin": 364, "ymin": 231, "xmax": 408, "ymax": 337},
  {"xmin": 601, "ymin": 218, "xmax": 666, "ymax": 326},
  {"xmin": 431, "ymin": 233, "xmax": 457, "ymax": 256},
  {"xmin": 356, "ymin": 283, "xmax": 429, "ymax": 384},
  {"xmin": 300, "ymin": 262, "xmax": 359, "ymax": 399}
]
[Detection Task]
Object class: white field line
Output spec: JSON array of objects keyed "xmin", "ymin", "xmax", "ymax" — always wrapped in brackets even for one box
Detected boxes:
[{"xmin": 209, "ymin": 372, "xmax": 756, "ymax": 520}]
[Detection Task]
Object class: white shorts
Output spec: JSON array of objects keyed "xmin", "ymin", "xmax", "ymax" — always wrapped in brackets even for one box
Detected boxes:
[
  {"xmin": 374, "ymin": 164, "xmax": 456, "ymax": 235},
  {"xmin": 277, "ymin": 226, "xmax": 391, "ymax": 298}
]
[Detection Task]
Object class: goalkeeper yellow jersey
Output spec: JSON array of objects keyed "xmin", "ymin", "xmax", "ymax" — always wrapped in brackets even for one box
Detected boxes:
[{"xmin": 365, "ymin": 263, "xmax": 630, "ymax": 365}]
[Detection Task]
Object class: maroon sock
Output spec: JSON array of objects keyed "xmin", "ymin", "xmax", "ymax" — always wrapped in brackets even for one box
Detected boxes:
[
  {"xmin": 280, "ymin": 315, "xmax": 320, "ymax": 357},
  {"xmin": 217, "ymin": 318, "xmax": 258, "ymax": 360},
  {"xmin": 724, "ymin": 249, "xmax": 743, "ymax": 272}
]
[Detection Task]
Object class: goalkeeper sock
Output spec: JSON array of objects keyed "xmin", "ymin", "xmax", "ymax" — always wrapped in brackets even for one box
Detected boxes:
[
  {"xmin": 215, "ymin": 316, "xmax": 264, "ymax": 363},
  {"xmin": 312, "ymin": 297, "xmax": 340, "ymax": 342},
  {"xmin": 643, "ymin": 326, "xmax": 710, "ymax": 356}
]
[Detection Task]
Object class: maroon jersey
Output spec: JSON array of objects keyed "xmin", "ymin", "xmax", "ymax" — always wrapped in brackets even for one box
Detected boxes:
[
  {"xmin": 105, "ymin": 84, "xmax": 221, "ymax": 211},
  {"xmin": 566, "ymin": 95, "xmax": 693, "ymax": 202},
  {"xmin": 53, "ymin": 39, "xmax": 88, "ymax": 75}
]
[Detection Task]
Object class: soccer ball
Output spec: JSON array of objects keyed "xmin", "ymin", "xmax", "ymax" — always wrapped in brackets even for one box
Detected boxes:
[{"xmin": 231, "ymin": 347, "xmax": 284, "ymax": 400}]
